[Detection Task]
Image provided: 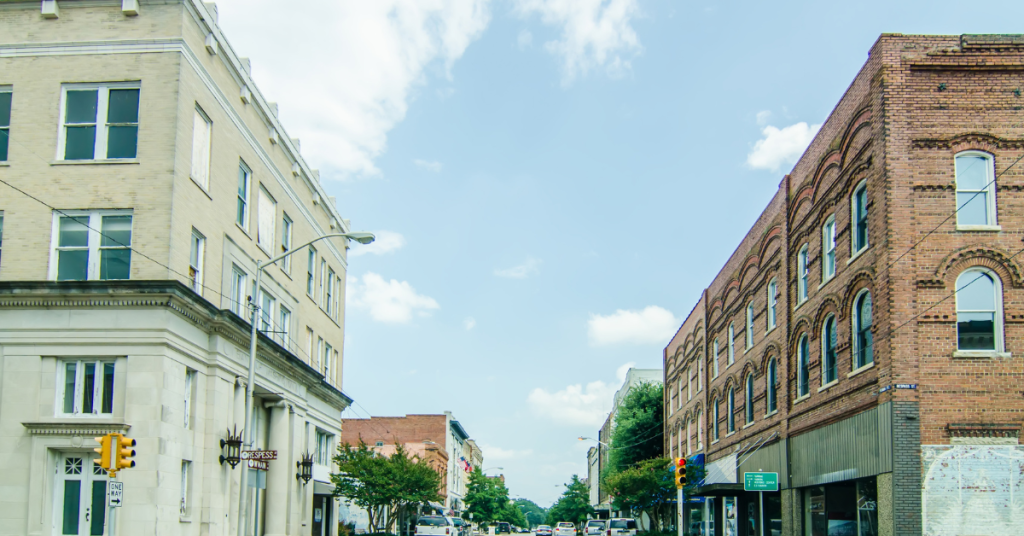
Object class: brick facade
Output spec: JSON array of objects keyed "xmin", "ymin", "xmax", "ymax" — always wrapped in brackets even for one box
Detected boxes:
[
  {"xmin": 664, "ymin": 34, "xmax": 1024, "ymax": 536},
  {"xmin": 341, "ymin": 415, "xmax": 448, "ymax": 447}
]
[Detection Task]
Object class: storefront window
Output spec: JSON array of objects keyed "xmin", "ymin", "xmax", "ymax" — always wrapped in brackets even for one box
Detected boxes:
[
  {"xmin": 724, "ymin": 497, "xmax": 738, "ymax": 536},
  {"xmin": 857, "ymin": 480, "xmax": 878, "ymax": 536},
  {"xmin": 804, "ymin": 478, "xmax": 877, "ymax": 536}
]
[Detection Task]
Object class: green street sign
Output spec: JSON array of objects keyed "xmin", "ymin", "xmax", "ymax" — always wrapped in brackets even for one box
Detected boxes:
[{"xmin": 743, "ymin": 472, "xmax": 779, "ymax": 492}]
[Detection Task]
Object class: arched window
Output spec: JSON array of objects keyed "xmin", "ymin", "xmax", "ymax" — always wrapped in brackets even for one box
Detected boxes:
[
  {"xmin": 745, "ymin": 374, "xmax": 755, "ymax": 424},
  {"xmin": 727, "ymin": 387, "xmax": 735, "ymax": 433},
  {"xmin": 696, "ymin": 410, "xmax": 703, "ymax": 449},
  {"xmin": 822, "ymin": 315, "xmax": 838, "ymax": 385},
  {"xmin": 766, "ymin": 358, "xmax": 777, "ymax": 414},
  {"xmin": 797, "ymin": 334, "xmax": 810, "ymax": 397},
  {"xmin": 686, "ymin": 417, "xmax": 692, "ymax": 455},
  {"xmin": 853, "ymin": 290, "xmax": 873, "ymax": 369},
  {"xmin": 767, "ymin": 278, "xmax": 777, "ymax": 330},
  {"xmin": 712, "ymin": 399, "xmax": 720, "ymax": 442},
  {"xmin": 798, "ymin": 245, "xmax": 809, "ymax": 303},
  {"xmin": 851, "ymin": 181, "xmax": 869, "ymax": 253},
  {"xmin": 698, "ymin": 357, "xmax": 703, "ymax": 392},
  {"xmin": 955, "ymin": 152, "xmax": 997, "ymax": 227},
  {"xmin": 670, "ymin": 430, "xmax": 675, "ymax": 459},
  {"xmin": 746, "ymin": 303, "xmax": 755, "ymax": 349},
  {"xmin": 956, "ymin": 268, "xmax": 1003, "ymax": 351},
  {"xmin": 713, "ymin": 338, "xmax": 720, "ymax": 378},
  {"xmin": 728, "ymin": 323, "xmax": 735, "ymax": 364},
  {"xmin": 822, "ymin": 215, "xmax": 837, "ymax": 280}
]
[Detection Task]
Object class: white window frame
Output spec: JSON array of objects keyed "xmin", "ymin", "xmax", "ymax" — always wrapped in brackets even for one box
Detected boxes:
[
  {"xmin": 728, "ymin": 323, "xmax": 735, "ymax": 364},
  {"xmin": 281, "ymin": 214, "xmax": 293, "ymax": 274},
  {"xmin": 767, "ymin": 278, "xmax": 777, "ymax": 330},
  {"xmin": 0, "ymin": 87, "xmax": 10, "ymax": 162},
  {"xmin": 257, "ymin": 186, "xmax": 277, "ymax": 254},
  {"xmin": 745, "ymin": 303, "xmax": 754, "ymax": 349},
  {"xmin": 230, "ymin": 265, "xmax": 247, "ymax": 316},
  {"xmin": 319, "ymin": 259, "xmax": 327, "ymax": 307},
  {"xmin": 180, "ymin": 460, "xmax": 192, "ymax": 516},
  {"xmin": 712, "ymin": 399, "xmax": 720, "ymax": 442},
  {"xmin": 851, "ymin": 181, "xmax": 869, "ymax": 254},
  {"xmin": 184, "ymin": 369, "xmax": 196, "ymax": 428},
  {"xmin": 727, "ymin": 388, "xmax": 735, "ymax": 433},
  {"xmin": 190, "ymin": 106, "xmax": 212, "ymax": 189},
  {"xmin": 323, "ymin": 342, "xmax": 333, "ymax": 380},
  {"xmin": 954, "ymin": 151, "xmax": 998, "ymax": 229},
  {"xmin": 797, "ymin": 244, "xmax": 809, "ymax": 304},
  {"xmin": 316, "ymin": 337, "xmax": 323, "ymax": 370},
  {"xmin": 698, "ymin": 357, "xmax": 703, "ymax": 392},
  {"xmin": 307, "ymin": 246, "xmax": 317, "ymax": 297},
  {"xmin": 687, "ymin": 365, "xmax": 693, "ymax": 401},
  {"xmin": 279, "ymin": 306, "xmax": 291, "ymax": 348},
  {"xmin": 49, "ymin": 210, "xmax": 133, "ymax": 281},
  {"xmin": 697, "ymin": 410, "xmax": 703, "ymax": 449},
  {"xmin": 686, "ymin": 418, "xmax": 692, "ymax": 455},
  {"xmin": 189, "ymin": 229, "xmax": 205, "ymax": 295},
  {"xmin": 822, "ymin": 315, "xmax": 838, "ymax": 386},
  {"xmin": 237, "ymin": 160, "xmax": 251, "ymax": 231},
  {"xmin": 955, "ymin": 267, "xmax": 1005, "ymax": 353},
  {"xmin": 259, "ymin": 288, "xmax": 276, "ymax": 335},
  {"xmin": 852, "ymin": 290, "xmax": 873, "ymax": 369},
  {"xmin": 56, "ymin": 82, "xmax": 140, "ymax": 161},
  {"xmin": 766, "ymin": 358, "xmax": 777, "ymax": 414},
  {"xmin": 314, "ymin": 429, "xmax": 333, "ymax": 466},
  {"xmin": 745, "ymin": 374, "xmax": 755, "ymax": 424},
  {"xmin": 56, "ymin": 358, "xmax": 116, "ymax": 417},
  {"xmin": 797, "ymin": 334, "xmax": 810, "ymax": 398},
  {"xmin": 712, "ymin": 339, "xmax": 719, "ymax": 378},
  {"xmin": 306, "ymin": 327, "xmax": 314, "ymax": 362},
  {"xmin": 326, "ymin": 267, "xmax": 335, "ymax": 317},
  {"xmin": 822, "ymin": 216, "xmax": 837, "ymax": 281}
]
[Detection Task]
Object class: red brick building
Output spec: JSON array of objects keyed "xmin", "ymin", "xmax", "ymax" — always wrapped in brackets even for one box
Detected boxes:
[{"xmin": 664, "ymin": 34, "xmax": 1024, "ymax": 536}]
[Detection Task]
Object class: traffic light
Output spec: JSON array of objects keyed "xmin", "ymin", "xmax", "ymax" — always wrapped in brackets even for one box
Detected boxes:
[
  {"xmin": 674, "ymin": 457, "xmax": 687, "ymax": 488},
  {"xmin": 93, "ymin": 435, "xmax": 112, "ymax": 472},
  {"xmin": 113, "ymin": 433, "xmax": 137, "ymax": 475}
]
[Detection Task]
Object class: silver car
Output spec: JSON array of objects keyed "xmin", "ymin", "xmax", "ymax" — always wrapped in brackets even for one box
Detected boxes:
[{"xmin": 585, "ymin": 521, "xmax": 606, "ymax": 536}]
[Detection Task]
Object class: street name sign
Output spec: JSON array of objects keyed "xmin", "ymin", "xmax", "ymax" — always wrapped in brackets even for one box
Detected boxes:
[
  {"xmin": 743, "ymin": 472, "xmax": 779, "ymax": 492},
  {"xmin": 248, "ymin": 459, "xmax": 270, "ymax": 471},
  {"xmin": 241, "ymin": 450, "xmax": 277, "ymax": 460},
  {"xmin": 108, "ymin": 481, "xmax": 124, "ymax": 507}
]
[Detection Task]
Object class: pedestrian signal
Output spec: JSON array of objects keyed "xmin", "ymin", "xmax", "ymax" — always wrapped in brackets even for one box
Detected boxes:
[{"xmin": 674, "ymin": 457, "xmax": 687, "ymax": 488}]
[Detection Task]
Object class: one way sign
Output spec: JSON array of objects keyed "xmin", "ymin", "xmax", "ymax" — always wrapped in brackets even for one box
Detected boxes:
[{"xmin": 108, "ymin": 481, "xmax": 123, "ymax": 507}]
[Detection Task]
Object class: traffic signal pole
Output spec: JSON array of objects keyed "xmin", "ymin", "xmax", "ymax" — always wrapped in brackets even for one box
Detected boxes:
[{"xmin": 676, "ymin": 487, "xmax": 683, "ymax": 536}]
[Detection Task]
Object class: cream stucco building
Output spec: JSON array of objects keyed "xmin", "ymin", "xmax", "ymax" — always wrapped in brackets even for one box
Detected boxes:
[{"xmin": 0, "ymin": 1, "xmax": 359, "ymax": 535}]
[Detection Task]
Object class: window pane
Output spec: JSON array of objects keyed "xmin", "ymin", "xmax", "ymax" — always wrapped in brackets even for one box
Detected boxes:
[
  {"xmin": 955, "ymin": 155, "xmax": 989, "ymax": 190},
  {"xmin": 57, "ymin": 250, "xmax": 89, "ymax": 281},
  {"xmin": 101, "ymin": 215, "xmax": 132, "ymax": 247},
  {"xmin": 0, "ymin": 92, "xmax": 11, "ymax": 127},
  {"xmin": 958, "ymin": 312, "xmax": 995, "ymax": 350},
  {"xmin": 107, "ymin": 89, "xmax": 139, "ymax": 123},
  {"xmin": 90, "ymin": 480, "xmax": 107, "ymax": 535},
  {"xmin": 100, "ymin": 248, "xmax": 131, "ymax": 280},
  {"xmin": 957, "ymin": 272, "xmax": 995, "ymax": 311},
  {"xmin": 956, "ymin": 192, "xmax": 988, "ymax": 225},
  {"xmin": 102, "ymin": 363, "xmax": 114, "ymax": 413},
  {"xmin": 62, "ymin": 480, "xmax": 81, "ymax": 535},
  {"xmin": 64, "ymin": 126, "xmax": 96, "ymax": 160},
  {"xmin": 0, "ymin": 127, "xmax": 8, "ymax": 162},
  {"xmin": 59, "ymin": 216, "xmax": 89, "ymax": 247},
  {"xmin": 106, "ymin": 125, "xmax": 138, "ymax": 158},
  {"xmin": 65, "ymin": 90, "xmax": 98, "ymax": 124},
  {"xmin": 63, "ymin": 362, "xmax": 77, "ymax": 413},
  {"xmin": 82, "ymin": 363, "xmax": 95, "ymax": 414}
]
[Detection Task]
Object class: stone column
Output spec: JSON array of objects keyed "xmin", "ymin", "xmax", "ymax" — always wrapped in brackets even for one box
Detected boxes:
[{"xmin": 264, "ymin": 401, "xmax": 292, "ymax": 536}]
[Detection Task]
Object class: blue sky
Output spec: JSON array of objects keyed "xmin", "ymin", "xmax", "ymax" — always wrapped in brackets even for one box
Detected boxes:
[{"xmin": 216, "ymin": 0, "xmax": 1024, "ymax": 506}]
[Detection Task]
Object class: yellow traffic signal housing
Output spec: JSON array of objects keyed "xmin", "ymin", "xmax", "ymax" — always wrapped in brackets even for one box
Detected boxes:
[
  {"xmin": 93, "ymin": 435, "xmax": 112, "ymax": 472},
  {"xmin": 674, "ymin": 457, "xmax": 687, "ymax": 488},
  {"xmin": 114, "ymin": 434, "xmax": 137, "ymax": 473}
]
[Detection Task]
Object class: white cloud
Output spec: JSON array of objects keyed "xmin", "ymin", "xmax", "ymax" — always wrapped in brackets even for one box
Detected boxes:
[
  {"xmin": 414, "ymin": 159, "xmax": 443, "ymax": 173},
  {"xmin": 756, "ymin": 110, "xmax": 772, "ymax": 126},
  {"xmin": 214, "ymin": 0, "xmax": 491, "ymax": 179},
  {"xmin": 527, "ymin": 380, "xmax": 616, "ymax": 426},
  {"xmin": 587, "ymin": 306, "xmax": 680, "ymax": 346},
  {"xmin": 616, "ymin": 361, "xmax": 636, "ymax": 383},
  {"xmin": 464, "ymin": 317, "xmax": 477, "ymax": 330},
  {"xmin": 513, "ymin": 0, "xmax": 642, "ymax": 85},
  {"xmin": 478, "ymin": 443, "xmax": 534, "ymax": 461},
  {"xmin": 347, "ymin": 272, "xmax": 440, "ymax": 323},
  {"xmin": 349, "ymin": 230, "xmax": 406, "ymax": 257},
  {"xmin": 518, "ymin": 29, "xmax": 534, "ymax": 49},
  {"xmin": 494, "ymin": 257, "xmax": 542, "ymax": 279},
  {"xmin": 746, "ymin": 122, "xmax": 822, "ymax": 173}
]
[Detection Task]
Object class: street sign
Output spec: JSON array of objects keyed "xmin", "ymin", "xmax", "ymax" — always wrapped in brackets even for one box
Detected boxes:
[
  {"xmin": 248, "ymin": 459, "xmax": 269, "ymax": 471},
  {"xmin": 108, "ymin": 481, "xmax": 124, "ymax": 507},
  {"xmin": 743, "ymin": 472, "xmax": 779, "ymax": 492},
  {"xmin": 241, "ymin": 450, "xmax": 277, "ymax": 460}
]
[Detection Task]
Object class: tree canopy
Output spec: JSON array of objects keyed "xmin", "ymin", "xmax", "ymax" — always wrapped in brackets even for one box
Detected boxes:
[
  {"xmin": 607, "ymin": 381, "xmax": 664, "ymax": 473},
  {"xmin": 513, "ymin": 498, "xmax": 547, "ymax": 528},
  {"xmin": 545, "ymin": 475, "xmax": 593, "ymax": 526},
  {"xmin": 462, "ymin": 469, "xmax": 529, "ymax": 527},
  {"xmin": 331, "ymin": 441, "xmax": 442, "ymax": 534},
  {"xmin": 602, "ymin": 458, "xmax": 675, "ymax": 531}
]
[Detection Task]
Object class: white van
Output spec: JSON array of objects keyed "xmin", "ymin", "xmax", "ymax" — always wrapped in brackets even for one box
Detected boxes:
[{"xmin": 605, "ymin": 519, "xmax": 637, "ymax": 536}]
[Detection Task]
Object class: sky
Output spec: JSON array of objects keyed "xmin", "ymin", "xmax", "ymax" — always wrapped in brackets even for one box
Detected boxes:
[{"xmin": 213, "ymin": 0, "xmax": 1024, "ymax": 507}]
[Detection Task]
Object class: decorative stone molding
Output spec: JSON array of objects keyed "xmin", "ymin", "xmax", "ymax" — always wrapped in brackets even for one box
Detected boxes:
[
  {"xmin": 912, "ymin": 132, "xmax": 1024, "ymax": 150},
  {"xmin": 947, "ymin": 423, "xmax": 1020, "ymax": 444},
  {"xmin": 935, "ymin": 246, "xmax": 1024, "ymax": 288},
  {"xmin": 23, "ymin": 421, "xmax": 131, "ymax": 436}
]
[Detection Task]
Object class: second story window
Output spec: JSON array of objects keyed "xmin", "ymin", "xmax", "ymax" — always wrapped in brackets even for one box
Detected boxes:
[
  {"xmin": 52, "ymin": 211, "xmax": 132, "ymax": 281},
  {"xmin": 326, "ymin": 268, "xmax": 336, "ymax": 317},
  {"xmin": 746, "ymin": 303, "xmax": 754, "ymax": 349},
  {"xmin": 797, "ymin": 334, "xmax": 810, "ymax": 398},
  {"xmin": 279, "ymin": 306, "xmax": 291, "ymax": 348},
  {"xmin": 851, "ymin": 181, "xmax": 868, "ymax": 253},
  {"xmin": 853, "ymin": 291, "xmax": 873, "ymax": 369},
  {"xmin": 314, "ymin": 429, "xmax": 333, "ymax": 466},
  {"xmin": 822, "ymin": 315, "xmax": 838, "ymax": 385},
  {"xmin": 189, "ymin": 229, "xmax": 205, "ymax": 295},
  {"xmin": 727, "ymin": 387, "xmax": 735, "ymax": 433},
  {"xmin": 229, "ymin": 265, "xmax": 246, "ymax": 316},
  {"xmin": 257, "ymin": 187, "xmax": 276, "ymax": 253},
  {"xmin": 183, "ymin": 369, "xmax": 196, "ymax": 429},
  {"xmin": 766, "ymin": 358, "xmax": 777, "ymax": 414},
  {"xmin": 728, "ymin": 323, "xmax": 735, "ymax": 364},
  {"xmin": 190, "ymin": 107, "xmax": 212, "ymax": 188},
  {"xmin": 745, "ymin": 374, "xmax": 754, "ymax": 424},
  {"xmin": 797, "ymin": 245, "xmax": 809, "ymax": 303},
  {"xmin": 59, "ymin": 84, "xmax": 139, "ymax": 160},
  {"xmin": 307, "ymin": 247, "xmax": 316, "ymax": 296},
  {"xmin": 0, "ymin": 87, "xmax": 10, "ymax": 161},
  {"xmin": 956, "ymin": 269, "xmax": 1002, "ymax": 352},
  {"xmin": 822, "ymin": 216, "xmax": 836, "ymax": 281},
  {"xmin": 955, "ymin": 152, "xmax": 997, "ymax": 228},
  {"xmin": 767, "ymin": 278, "xmax": 777, "ymax": 330},
  {"xmin": 712, "ymin": 398, "xmax": 719, "ymax": 441},
  {"xmin": 319, "ymin": 259, "xmax": 327, "ymax": 306},
  {"xmin": 237, "ymin": 162, "xmax": 251, "ymax": 230},
  {"xmin": 712, "ymin": 339, "xmax": 719, "ymax": 378},
  {"xmin": 259, "ymin": 289, "xmax": 275, "ymax": 334},
  {"xmin": 324, "ymin": 342, "xmax": 333, "ymax": 379},
  {"xmin": 59, "ymin": 359, "xmax": 115, "ymax": 417},
  {"xmin": 281, "ymin": 214, "xmax": 293, "ymax": 273}
]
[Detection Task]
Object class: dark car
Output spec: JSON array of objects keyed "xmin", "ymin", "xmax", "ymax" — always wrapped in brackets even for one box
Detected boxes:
[{"xmin": 496, "ymin": 522, "xmax": 512, "ymax": 534}]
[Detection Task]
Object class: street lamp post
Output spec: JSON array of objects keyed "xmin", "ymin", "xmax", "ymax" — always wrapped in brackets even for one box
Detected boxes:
[{"xmin": 237, "ymin": 232, "xmax": 374, "ymax": 536}]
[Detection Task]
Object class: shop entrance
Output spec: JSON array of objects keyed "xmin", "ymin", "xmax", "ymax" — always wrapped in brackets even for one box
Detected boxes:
[
  {"xmin": 803, "ymin": 477, "xmax": 877, "ymax": 536},
  {"xmin": 54, "ymin": 454, "xmax": 107, "ymax": 536},
  {"xmin": 312, "ymin": 494, "xmax": 333, "ymax": 536}
]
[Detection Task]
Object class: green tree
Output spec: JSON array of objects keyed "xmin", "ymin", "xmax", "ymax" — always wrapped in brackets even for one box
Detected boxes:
[
  {"xmin": 331, "ymin": 441, "xmax": 442, "ymax": 534},
  {"xmin": 463, "ymin": 468, "xmax": 507, "ymax": 524},
  {"xmin": 602, "ymin": 458, "xmax": 675, "ymax": 531},
  {"xmin": 513, "ymin": 498, "xmax": 547, "ymax": 528},
  {"xmin": 545, "ymin": 475, "xmax": 594, "ymax": 526},
  {"xmin": 497, "ymin": 502, "xmax": 529, "ymax": 527},
  {"xmin": 607, "ymin": 382, "xmax": 664, "ymax": 474}
]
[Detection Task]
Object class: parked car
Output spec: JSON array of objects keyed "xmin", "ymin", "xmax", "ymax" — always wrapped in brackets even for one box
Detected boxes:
[
  {"xmin": 605, "ymin": 519, "xmax": 637, "ymax": 536},
  {"xmin": 536, "ymin": 525, "xmax": 553, "ymax": 536},
  {"xmin": 496, "ymin": 522, "xmax": 512, "ymax": 534},
  {"xmin": 416, "ymin": 516, "xmax": 455, "ymax": 536},
  {"xmin": 585, "ymin": 520, "xmax": 606, "ymax": 536},
  {"xmin": 452, "ymin": 517, "xmax": 468, "ymax": 536},
  {"xmin": 554, "ymin": 522, "xmax": 575, "ymax": 536}
]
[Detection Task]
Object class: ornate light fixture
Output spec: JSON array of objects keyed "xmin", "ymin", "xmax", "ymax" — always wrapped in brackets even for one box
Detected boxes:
[
  {"xmin": 296, "ymin": 451, "xmax": 314, "ymax": 484},
  {"xmin": 220, "ymin": 425, "xmax": 243, "ymax": 468}
]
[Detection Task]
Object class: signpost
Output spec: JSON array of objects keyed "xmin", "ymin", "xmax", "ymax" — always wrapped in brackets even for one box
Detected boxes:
[
  {"xmin": 243, "ymin": 450, "xmax": 275, "ymax": 489},
  {"xmin": 744, "ymin": 473, "xmax": 778, "ymax": 536},
  {"xmin": 108, "ymin": 481, "xmax": 124, "ymax": 507}
]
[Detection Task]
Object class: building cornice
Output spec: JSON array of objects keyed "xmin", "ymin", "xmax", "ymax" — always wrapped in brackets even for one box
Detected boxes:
[{"xmin": 22, "ymin": 420, "xmax": 131, "ymax": 436}]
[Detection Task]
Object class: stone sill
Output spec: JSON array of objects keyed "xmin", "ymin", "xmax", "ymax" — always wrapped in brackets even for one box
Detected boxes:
[
  {"xmin": 818, "ymin": 379, "xmax": 839, "ymax": 393},
  {"xmin": 51, "ymin": 159, "xmax": 140, "ymax": 165},
  {"xmin": 956, "ymin": 224, "xmax": 1001, "ymax": 232},
  {"xmin": 953, "ymin": 350, "xmax": 1011, "ymax": 359},
  {"xmin": 848, "ymin": 362, "xmax": 875, "ymax": 378}
]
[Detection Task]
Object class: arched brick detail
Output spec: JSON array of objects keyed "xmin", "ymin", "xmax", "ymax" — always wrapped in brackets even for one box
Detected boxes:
[
  {"xmin": 935, "ymin": 246, "xmax": 1024, "ymax": 288},
  {"xmin": 813, "ymin": 295, "xmax": 843, "ymax": 338},
  {"xmin": 812, "ymin": 156, "xmax": 843, "ymax": 202},
  {"xmin": 842, "ymin": 270, "xmax": 876, "ymax": 316},
  {"xmin": 759, "ymin": 343, "xmax": 781, "ymax": 373},
  {"xmin": 724, "ymin": 279, "xmax": 741, "ymax": 306},
  {"xmin": 758, "ymin": 225, "xmax": 784, "ymax": 261},
  {"xmin": 789, "ymin": 185, "xmax": 814, "ymax": 224}
]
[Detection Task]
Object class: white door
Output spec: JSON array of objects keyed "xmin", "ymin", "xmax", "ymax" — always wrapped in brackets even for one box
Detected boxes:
[{"xmin": 55, "ymin": 454, "xmax": 107, "ymax": 535}]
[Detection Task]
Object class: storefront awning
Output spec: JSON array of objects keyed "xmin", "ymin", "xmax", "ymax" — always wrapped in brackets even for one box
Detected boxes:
[
  {"xmin": 313, "ymin": 481, "xmax": 334, "ymax": 495},
  {"xmin": 689, "ymin": 483, "xmax": 745, "ymax": 497}
]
